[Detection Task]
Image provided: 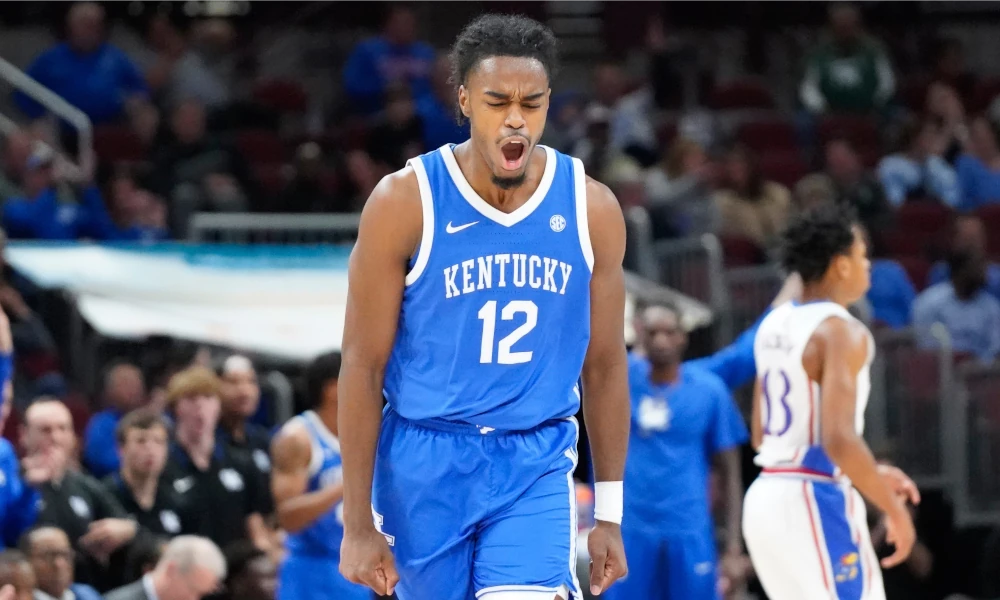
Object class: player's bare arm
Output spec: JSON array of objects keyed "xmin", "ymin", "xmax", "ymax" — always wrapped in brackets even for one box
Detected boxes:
[
  {"xmin": 339, "ymin": 168, "xmax": 421, "ymax": 595},
  {"xmin": 270, "ymin": 422, "xmax": 343, "ymax": 533},
  {"xmin": 750, "ymin": 378, "xmax": 763, "ymax": 451},
  {"xmin": 581, "ymin": 177, "xmax": 629, "ymax": 596},
  {"xmin": 805, "ymin": 316, "xmax": 916, "ymax": 568}
]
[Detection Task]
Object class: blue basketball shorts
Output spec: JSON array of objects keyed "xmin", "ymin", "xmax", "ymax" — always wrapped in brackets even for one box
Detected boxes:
[
  {"xmin": 372, "ymin": 408, "xmax": 583, "ymax": 600},
  {"xmin": 604, "ymin": 525, "xmax": 719, "ymax": 600},
  {"xmin": 278, "ymin": 553, "xmax": 372, "ymax": 600}
]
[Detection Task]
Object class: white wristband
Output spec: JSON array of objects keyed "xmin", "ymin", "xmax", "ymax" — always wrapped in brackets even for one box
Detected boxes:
[{"xmin": 593, "ymin": 481, "xmax": 623, "ymax": 524}]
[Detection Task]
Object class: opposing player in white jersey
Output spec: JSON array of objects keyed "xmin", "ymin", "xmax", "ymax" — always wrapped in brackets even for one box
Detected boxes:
[{"xmin": 743, "ymin": 204, "xmax": 921, "ymax": 600}]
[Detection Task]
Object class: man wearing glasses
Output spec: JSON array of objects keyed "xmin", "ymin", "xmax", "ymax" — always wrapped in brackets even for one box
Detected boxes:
[{"xmin": 20, "ymin": 526, "xmax": 101, "ymax": 600}]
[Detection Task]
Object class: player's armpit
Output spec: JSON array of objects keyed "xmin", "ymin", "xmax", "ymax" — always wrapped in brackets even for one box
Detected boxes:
[
  {"xmin": 340, "ymin": 168, "xmax": 421, "ymax": 534},
  {"xmin": 580, "ymin": 177, "xmax": 630, "ymax": 485}
]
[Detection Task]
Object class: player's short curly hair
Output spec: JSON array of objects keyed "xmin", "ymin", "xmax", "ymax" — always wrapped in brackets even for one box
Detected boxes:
[
  {"xmin": 450, "ymin": 14, "xmax": 559, "ymax": 91},
  {"xmin": 781, "ymin": 203, "xmax": 860, "ymax": 284}
]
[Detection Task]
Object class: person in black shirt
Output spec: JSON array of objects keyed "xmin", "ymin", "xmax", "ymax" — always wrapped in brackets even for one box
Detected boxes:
[
  {"xmin": 104, "ymin": 409, "xmax": 195, "ymax": 537},
  {"xmin": 20, "ymin": 399, "xmax": 139, "ymax": 590},
  {"xmin": 216, "ymin": 355, "xmax": 272, "ymax": 509},
  {"xmin": 160, "ymin": 367, "xmax": 273, "ymax": 554}
]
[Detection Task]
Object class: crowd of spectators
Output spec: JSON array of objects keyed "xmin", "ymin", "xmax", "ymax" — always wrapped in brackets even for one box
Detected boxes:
[{"xmin": 3, "ymin": 1, "xmax": 1000, "ymax": 598}]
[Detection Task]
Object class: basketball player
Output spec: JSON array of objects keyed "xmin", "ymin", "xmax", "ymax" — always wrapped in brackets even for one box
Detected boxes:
[
  {"xmin": 339, "ymin": 14, "xmax": 629, "ymax": 600},
  {"xmin": 744, "ymin": 204, "xmax": 921, "ymax": 599},
  {"xmin": 270, "ymin": 352, "xmax": 369, "ymax": 600}
]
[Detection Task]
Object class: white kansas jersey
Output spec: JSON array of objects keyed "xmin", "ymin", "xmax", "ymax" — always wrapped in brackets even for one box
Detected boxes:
[{"xmin": 752, "ymin": 300, "xmax": 874, "ymax": 479}]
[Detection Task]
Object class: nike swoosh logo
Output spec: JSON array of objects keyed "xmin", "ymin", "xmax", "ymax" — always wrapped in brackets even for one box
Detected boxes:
[{"xmin": 446, "ymin": 221, "xmax": 479, "ymax": 234}]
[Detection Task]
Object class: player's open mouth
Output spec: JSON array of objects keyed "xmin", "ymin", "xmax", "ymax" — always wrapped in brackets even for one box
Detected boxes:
[{"xmin": 500, "ymin": 139, "xmax": 527, "ymax": 171}]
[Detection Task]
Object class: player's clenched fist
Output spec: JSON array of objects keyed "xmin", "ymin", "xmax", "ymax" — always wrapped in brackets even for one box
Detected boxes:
[
  {"xmin": 588, "ymin": 521, "xmax": 628, "ymax": 596},
  {"xmin": 340, "ymin": 528, "xmax": 400, "ymax": 596}
]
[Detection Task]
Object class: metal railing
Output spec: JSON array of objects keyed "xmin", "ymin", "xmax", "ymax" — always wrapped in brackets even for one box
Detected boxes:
[
  {"xmin": 652, "ymin": 234, "xmax": 730, "ymax": 346},
  {"xmin": 0, "ymin": 55, "xmax": 92, "ymax": 170},
  {"xmin": 188, "ymin": 212, "xmax": 362, "ymax": 244},
  {"xmin": 953, "ymin": 361, "xmax": 1000, "ymax": 527},
  {"xmin": 868, "ymin": 325, "xmax": 954, "ymax": 489}
]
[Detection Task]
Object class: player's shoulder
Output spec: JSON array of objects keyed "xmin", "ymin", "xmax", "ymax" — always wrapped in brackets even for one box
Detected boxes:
[{"xmin": 356, "ymin": 163, "xmax": 424, "ymax": 255}]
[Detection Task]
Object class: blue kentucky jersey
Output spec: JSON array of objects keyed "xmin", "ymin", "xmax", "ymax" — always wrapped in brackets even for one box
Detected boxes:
[
  {"xmin": 383, "ymin": 144, "xmax": 593, "ymax": 430},
  {"xmin": 284, "ymin": 411, "xmax": 344, "ymax": 558}
]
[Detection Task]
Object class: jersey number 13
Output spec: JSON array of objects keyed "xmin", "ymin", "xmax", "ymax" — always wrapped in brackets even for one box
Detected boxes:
[{"xmin": 477, "ymin": 300, "xmax": 538, "ymax": 364}]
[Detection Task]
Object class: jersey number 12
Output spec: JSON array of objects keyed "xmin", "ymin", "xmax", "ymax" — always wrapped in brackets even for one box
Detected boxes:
[{"xmin": 477, "ymin": 300, "xmax": 537, "ymax": 364}]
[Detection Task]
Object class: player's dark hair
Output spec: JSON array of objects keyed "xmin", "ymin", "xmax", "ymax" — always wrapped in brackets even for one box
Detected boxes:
[
  {"xmin": 450, "ymin": 14, "xmax": 559, "ymax": 121},
  {"xmin": 304, "ymin": 351, "xmax": 342, "ymax": 412},
  {"xmin": 781, "ymin": 203, "xmax": 859, "ymax": 284}
]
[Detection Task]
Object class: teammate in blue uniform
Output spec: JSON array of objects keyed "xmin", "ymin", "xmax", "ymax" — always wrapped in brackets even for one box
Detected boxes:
[
  {"xmin": 270, "ymin": 352, "xmax": 369, "ymax": 600},
  {"xmin": 339, "ymin": 14, "xmax": 630, "ymax": 600},
  {"xmin": 609, "ymin": 304, "xmax": 748, "ymax": 600}
]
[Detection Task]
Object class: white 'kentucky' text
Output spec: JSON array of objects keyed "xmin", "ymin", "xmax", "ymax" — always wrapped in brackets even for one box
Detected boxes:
[{"xmin": 443, "ymin": 254, "xmax": 572, "ymax": 299}]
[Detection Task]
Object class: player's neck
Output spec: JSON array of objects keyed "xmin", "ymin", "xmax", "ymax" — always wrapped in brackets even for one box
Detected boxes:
[
  {"xmin": 649, "ymin": 362, "xmax": 681, "ymax": 385},
  {"xmin": 453, "ymin": 141, "xmax": 541, "ymax": 210},
  {"xmin": 800, "ymin": 282, "xmax": 848, "ymax": 307}
]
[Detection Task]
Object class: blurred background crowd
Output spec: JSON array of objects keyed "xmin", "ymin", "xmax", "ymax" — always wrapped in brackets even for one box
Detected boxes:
[{"xmin": 2, "ymin": 1, "xmax": 1000, "ymax": 599}]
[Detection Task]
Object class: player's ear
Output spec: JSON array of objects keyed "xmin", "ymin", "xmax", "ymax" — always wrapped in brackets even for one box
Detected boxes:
[{"xmin": 458, "ymin": 85, "xmax": 471, "ymax": 119}]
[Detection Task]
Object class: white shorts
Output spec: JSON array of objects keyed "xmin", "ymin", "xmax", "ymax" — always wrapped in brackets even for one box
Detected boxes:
[{"xmin": 743, "ymin": 472, "xmax": 885, "ymax": 600}]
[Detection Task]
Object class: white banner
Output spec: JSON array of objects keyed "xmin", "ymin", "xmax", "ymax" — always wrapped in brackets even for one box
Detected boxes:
[{"xmin": 5, "ymin": 242, "xmax": 711, "ymax": 361}]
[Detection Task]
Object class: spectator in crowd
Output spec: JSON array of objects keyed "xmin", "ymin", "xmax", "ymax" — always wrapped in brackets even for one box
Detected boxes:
[
  {"xmin": 914, "ymin": 249, "xmax": 1000, "ymax": 362},
  {"xmin": 586, "ymin": 61, "xmax": 657, "ymax": 162},
  {"xmin": 143, "ymin": 15, "xmax": 231, "ymax": 112},
  {"xmin": 792, "ymin": 172, "xmax": 837, "ymax": 214},
  {"xmin": 104, "ymin": 168, "xmax": 169, "ymax": 243},
  {"xmin": 824, "ymin": 137, "xmax": 893, "ymax": 233},
  {"xmin": 21, "ymin": 398, "xmax": 140, "ymax": 589},
  {"xmin": 928, "ymin": 214, "xmax": 1000, "ymax": 302},
  {"xmin": 83, "ymin": 362, "xmax": 147, "ymax": 478},
  {"xmin": 365, "ymin": 83, "xmax": 424, "ymax": 171},
  {"xmin": 104, "ymin": 535, "xmax": 225, "ymax": 600},
  {"xmin": 415, "ymin": 54, "xmax": 469, "ymax": 152},
  {"xmin": 121, "ymin": 535, "xmax": 166, "ymax": 588},
  {"xmin": 14, "ymin": 3, "xmax": 150, "ymax": 126},
  {"xmin": 800, "ymin": 2, "xmax": 895, "ymax": 115},
  {"xmin": 644, "ymin": 137, "xmax": 716, "ymax": 240},
  {"xmin": 1, "ymin": 146, "xmax": 125, "ymax": 242},
  {"xmin": 21, "ymin": 526, "xmax": 101, "ymax": 600},
  {"xmin": 0, "ymin": 230, "xmax": 57, "ymax": 374},
  {"xmin": 279, "ymin": 143, "xmax": 346, "ymax": 214},
  {"xmin": 217, "ymin": 356, "xmax": 272, "ymax": 511},
  {"xmin": 0, "ymin": 551, "xmax": 34, "ymax": 600},
  {"xmin": 342, "ymin": 5, "xmax": 435, "ymax": 115},
  {"xmin": 609, "ymin": 303, "xmax": 748, "ymax": 600},
  {"xmin": 714, "ymin": 144, "xmax": 792, "ymax": 249},
  {"xmin": 221, "ymin": 542, "xmax": 276, "ymax": 600},
  {"xmin": 877, "ymin": 118, "xmax": 960, "ymax": 207},
  {"xmin": 866, "ymin": 234, "xmax": 917, "ymax": 329},
  {"xmin": 105, "ymin": 409, "xmax": 195, "ymax": 539},
  {"xmin": 931, "ymin": 38, "xmax": 977, "ymax": 105},
  {"xmin": 0, "ymin": 132, "xmax": 33, "ymax": 202},
  {"xmin": 956, "ymin": 115, "xmax": 1000, "ymax": 210},
  {"xmin": 160, "ymin": 367, "xmax": 272, "ymax": 553},
  {"xmin": 540, "ymin": 91, "xmax": 585, "ymax": 155},
  {"xmin": 150, "ymin": 99, "xmax": 252, "ymax": 237},
  {"xmin": 925, "ymin": 81, "xmax": 969, "ymax": 164},
  {"xmin": 0, "ymin": 310, "xmax": 39, "ymax": 551}
]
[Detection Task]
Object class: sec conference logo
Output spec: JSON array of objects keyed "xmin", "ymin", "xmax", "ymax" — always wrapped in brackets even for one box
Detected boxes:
[{"xmin": 550, "ymin": 214, "xmax": 566, "ymax": 232}]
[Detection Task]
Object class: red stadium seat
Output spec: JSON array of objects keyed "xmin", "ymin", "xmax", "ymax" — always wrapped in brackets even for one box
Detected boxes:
[
  {"xmin": 881, "ymin": 229, "xmax": 925, "ymax": 258},
  {"xmin": 708, "ymin": 79, "xmax": 776, "ymax": 110},
  {"xmin": 719, "ymin": 235, "xmax": 766, "ymax": 267},
  {"xmin": 93, "ymin": 125, "xmax": 146, "ymax": 163},
  {"xmin": 655, "ymin": 120, "xmax": 678, "ymax": 147},
  {"xmin": 895, "ymin": 256, "xmax": 931, "ymax": 292},
  {"xmin": 252, "ymin": 79, "xmax": 309, "ymax": 114},
  {"xmin": 896, "ymin": 76, "xmax": 930, "ymax": 112},
  {"xmin": 971, "ymin": 77, "xmax": 1000, "ymax": 113},
  {"xmin": 757, "ymin": 151, "xmax": 809, "ymax": 188},
  {"xmin": 737, "ymin": 119, "xmax": 798, "ymax": 152},
  {"xmin": 236, "ymin": 130, "xmax": 287, "ymax": 164},
  {"xmin": 817, "ymin": 115, "xmax": 881, "ymax": 151},
  {"xmin": 897, "ymin": 202, "xmax": 953, "ymax": 235}
]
